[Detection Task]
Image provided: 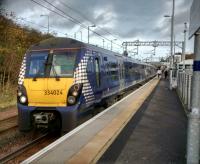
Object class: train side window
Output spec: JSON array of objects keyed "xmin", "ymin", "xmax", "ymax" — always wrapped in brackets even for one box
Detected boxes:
[
  {"xmin": 95, "ymin": 58, "xmax": 100, "ymax": 87},
  {"xmin": 87, "ymin": 56, "xmax": 93, "ymax": 73}
]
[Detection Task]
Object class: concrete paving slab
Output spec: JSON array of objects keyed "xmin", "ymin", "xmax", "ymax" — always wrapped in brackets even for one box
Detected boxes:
[{"xmin": 99, "ymin": 80, "xmax": 187, "ymax": 164}]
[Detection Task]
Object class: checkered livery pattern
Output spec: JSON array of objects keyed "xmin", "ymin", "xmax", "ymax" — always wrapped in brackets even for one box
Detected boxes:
[
  {"xmin": 74, "ymin": 53, "xmax": 95, "ymax": 104},
  {"xmin": 18, "ymin": 55, "xmax": 27, "ymax": 85}
]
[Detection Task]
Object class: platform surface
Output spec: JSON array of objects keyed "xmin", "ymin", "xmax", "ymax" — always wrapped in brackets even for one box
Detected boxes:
[{"xmin": 99, "ymin": 80, "xmax": 187, "ymax": 164}]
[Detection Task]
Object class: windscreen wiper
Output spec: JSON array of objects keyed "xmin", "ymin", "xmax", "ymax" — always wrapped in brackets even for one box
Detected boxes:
[{"xmin": 50, "ymin": 63, "xmax": 60, "ymax": 81}]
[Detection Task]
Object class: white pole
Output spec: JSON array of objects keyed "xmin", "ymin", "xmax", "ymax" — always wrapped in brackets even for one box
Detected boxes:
[
  {"xmin": 170, "ymin": 0, "xmax": 175, "ymax": 90},
  {"xmin": 187, "ymin": 32, "xmax": 200, "ymax": 164},
  {"xmin": 183, "ymin": 22, "xmax": 187, "ymax": 70}
]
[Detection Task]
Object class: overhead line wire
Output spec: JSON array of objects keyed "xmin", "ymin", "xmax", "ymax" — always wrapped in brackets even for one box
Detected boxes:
[
  {"xmin": 16, "ymin": 17, "xmax": 68, "ymax": 36},
  {"xmin": 40, "ymin": 0, "xmax": 114, "ymax": 43},
  {"xmin": 31, "ymin": 0, "xmax": 80, "ymax": 25},
  {"xmin": 4, "ymin": 10, "xmax": 70, "ymax": 37},
  {"xmin": 31, "ymin": 0, "xmax": 122, "ymax": 48},
  {"xmin": 59, "ymin": 1, "xmax": 122, "ymax": 42}
]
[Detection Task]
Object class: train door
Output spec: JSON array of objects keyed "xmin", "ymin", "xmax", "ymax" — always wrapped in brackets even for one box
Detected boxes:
[
  {"xmin": 95, "ymin": 58, "xmax": 100, "ymax": 88},
  {"xmin": 119, "ymin": 59, "xmax": 125, "ymax": 91},
  {"xmin": 94, "ymin": 55, "xmax": 102, "ymax": 102}
]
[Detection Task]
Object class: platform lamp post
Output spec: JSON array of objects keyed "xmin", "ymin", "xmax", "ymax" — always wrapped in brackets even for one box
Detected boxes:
[
  {"xmin": 40, "ymin": 14, "xmax": 49, "ymax": 34},
  {"xmin": 88, "ymin": 25, "xmax": 95, "ymax": 44},
  {"xmin": 111, "ymin": 39, "xmax": 117, "ymax": 51},
  {"xmin": 164, "ymin": 0, "xmax": 175, "ymax": 90},
  {"xmin": 182, "ymin": 22, "xmax": 187, "ymax": 70}
]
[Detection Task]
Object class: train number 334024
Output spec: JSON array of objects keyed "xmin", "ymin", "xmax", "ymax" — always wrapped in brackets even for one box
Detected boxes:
[{"xmin": 44, "ymin": 90, "xmax": 63, "ymax": 95}]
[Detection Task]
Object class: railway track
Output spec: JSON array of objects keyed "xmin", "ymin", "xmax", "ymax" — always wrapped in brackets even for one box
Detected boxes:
[
  {"xmin": 0, "ymin": 115, "xmax": 18, "ymax": 134},
  {"xmin": 0, "ymin": 108, "xmax": 107, "ymax": 163},
  {"xmin": 0, "ymin": 133, "xmax": 51, "ymax": 163}
]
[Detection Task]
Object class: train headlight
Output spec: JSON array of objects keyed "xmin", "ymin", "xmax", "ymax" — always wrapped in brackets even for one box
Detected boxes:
[
  {"xmin": 67, "ymin": 83, "xmax": 82, "ymax": 106},
  {"xmin": 72, "ymin": 91, "xmax": 78, "ymax": 97},
  {"xmin": 17, "ymin": 85, "xmax": 28, "ymax": 105},
  {"xmin": 17, "ymin": 91, "xmax": 23, "ymax": 97},
  {"xmin": 73, "ymin": 84, "xmax": 80, "ymax": 91},
  {"xmin": 68, "ymin": 96, "xmax": 76, "ymax": 104},
  {"xmin": 19, "ymin": 95, "xmax": 27, "ymax": 104}
]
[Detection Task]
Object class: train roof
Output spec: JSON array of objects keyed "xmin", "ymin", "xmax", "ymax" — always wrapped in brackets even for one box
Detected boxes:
[
  {"xmin": 29, "ymin": 37, "xmax": 154, "ymax": 67},
  {"xmin": 30, "ymin": 37, "xmax": 83, "ymax": 50},
  {"xmin": 30, "ymin": 37, "xmax": 120, "ymax": 56}
]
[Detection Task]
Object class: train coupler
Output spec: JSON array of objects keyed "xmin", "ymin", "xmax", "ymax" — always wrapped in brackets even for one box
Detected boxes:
[{"xmin": 33, "ymin": 112, "xmax": 55, "ymax": 128}]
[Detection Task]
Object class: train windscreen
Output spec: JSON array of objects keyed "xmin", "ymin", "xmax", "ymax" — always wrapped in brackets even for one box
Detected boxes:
[
  {"xmin": 49, "ymin": 51, "xmax": 76, "ymax": 77},
  {"xmin": 26, "ymin": 51, "xmax": 77, "ymax": 78},
  {"xmin": 27, "ymin": 52, "xmax": 48, "ymax": 78}
]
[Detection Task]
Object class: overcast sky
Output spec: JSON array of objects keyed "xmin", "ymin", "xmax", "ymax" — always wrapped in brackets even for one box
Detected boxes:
[{"xmin": 1, "ymin": 0, "xmax": 194, "ymax": 61}]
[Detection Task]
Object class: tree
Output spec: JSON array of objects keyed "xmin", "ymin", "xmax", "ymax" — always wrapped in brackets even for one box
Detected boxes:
[{"xmin": 0, "ymin": 9, "xmax": 53, "ymax": 91}]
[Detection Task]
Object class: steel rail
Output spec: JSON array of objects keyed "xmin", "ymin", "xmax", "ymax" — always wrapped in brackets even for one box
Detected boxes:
[
  {"xmin": 0, "ymin": 115, "xmax": 18, "ymax": 133},
  {"xmin": 0, "ymin": 133, "xmax": 49, "ymax": 164}
]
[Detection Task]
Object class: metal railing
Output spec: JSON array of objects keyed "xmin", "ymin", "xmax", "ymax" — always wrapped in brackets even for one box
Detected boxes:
[{"xmin": 176, "ymin": 70, "xmax": 193, "ymax": 112}]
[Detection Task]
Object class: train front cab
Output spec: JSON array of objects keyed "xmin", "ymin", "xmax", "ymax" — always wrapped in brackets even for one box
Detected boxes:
[{"xmin": 17, "ymin": 48, "xmax": 84, "ymax": 132}]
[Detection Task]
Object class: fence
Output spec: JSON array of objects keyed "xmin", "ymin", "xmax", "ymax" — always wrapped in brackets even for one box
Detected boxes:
[{"xmin": 176, "ymin": 70, "xmax": 193, "ymax": 112}]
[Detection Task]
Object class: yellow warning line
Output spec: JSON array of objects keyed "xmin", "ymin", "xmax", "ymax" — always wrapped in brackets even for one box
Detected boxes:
[{"xmin": 67, "ymin": 79, "xmax": 159, "ymax": 164}]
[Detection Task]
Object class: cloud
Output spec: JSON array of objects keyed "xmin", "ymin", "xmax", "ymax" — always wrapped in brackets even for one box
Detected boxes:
[{"xmin": 1, "ymin": 0, "xmax": 194, "ymax": 53}]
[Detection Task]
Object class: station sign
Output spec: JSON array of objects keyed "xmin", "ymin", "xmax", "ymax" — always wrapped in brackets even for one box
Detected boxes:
[{"xmin": 189, "ymin": 0, "xmax": 200, "ymax": 38}]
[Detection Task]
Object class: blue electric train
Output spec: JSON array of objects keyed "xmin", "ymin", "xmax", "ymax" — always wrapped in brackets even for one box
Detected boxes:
[{"xmin": 17, "ymin": 37, "xmax": 156, "ymax": 133}]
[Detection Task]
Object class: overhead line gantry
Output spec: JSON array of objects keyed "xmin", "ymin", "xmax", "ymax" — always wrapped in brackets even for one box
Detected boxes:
[{"xmin": 122, "ymin": 40, "xmax": 184, "ymax": 56}]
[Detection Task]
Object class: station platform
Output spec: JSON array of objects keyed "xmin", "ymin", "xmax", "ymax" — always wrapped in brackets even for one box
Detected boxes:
[
  {"xmin": 99, "ymin": 79, "xmax": 187, "ymax": 164},
  {"xmin": 22, "ymin": 78, "xmax": 187, "ymax": 164}
]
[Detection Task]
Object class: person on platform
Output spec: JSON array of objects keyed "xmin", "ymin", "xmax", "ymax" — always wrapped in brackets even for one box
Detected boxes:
[
  {"xmin": 164, "ymin": 69, "xmax": 168, "ymax": 79},
  {"xmin": 157, "ymin": 69, "xmax": 162, "ymax": 78}
]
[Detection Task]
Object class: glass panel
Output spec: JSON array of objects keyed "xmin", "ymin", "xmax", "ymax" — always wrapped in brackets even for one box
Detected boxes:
[
  {"xmin": 50, "ymin": 51, "xmax": 76, "ymax": 77},
  {"xmin": 27, "ymin": 53, "xmax": 48, "ymax": 77},
  {"xmin": 95, "ymin": 58, "xmax": 100, "ymax": 87}
]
